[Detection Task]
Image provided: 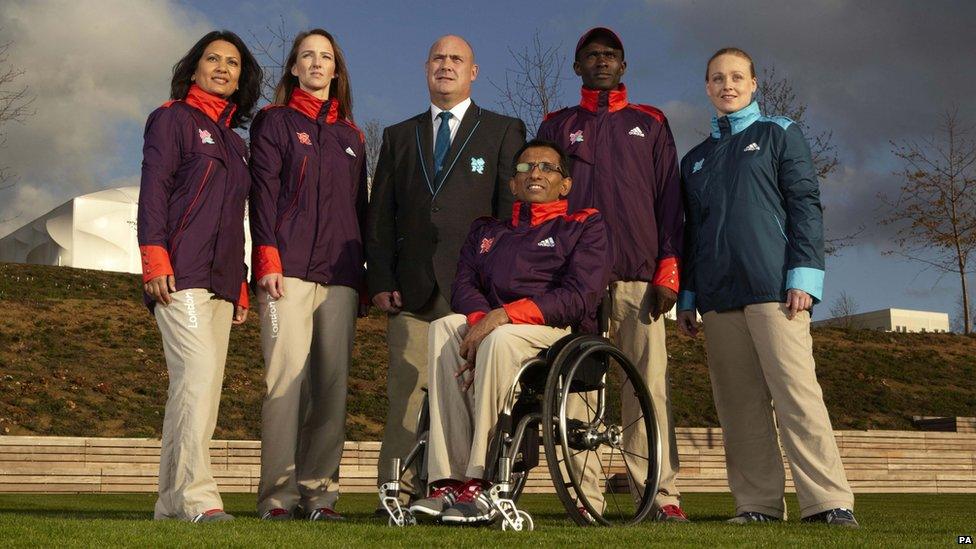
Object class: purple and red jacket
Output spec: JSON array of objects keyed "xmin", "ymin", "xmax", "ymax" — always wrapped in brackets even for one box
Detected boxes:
[
  {"xmin": 451, "ymin": 200, "xmax": 610, "ymax": 334},
  {"xmin": 137, "ymin": 84, "xmax": 250, "ymax": 309},
  {"xmin": 537, "ymin": 84, "xmax": 683, "ymax": 292},
  {"xmin": 248, "ymin": 88, "xmax": 367, "ymax": 291}
]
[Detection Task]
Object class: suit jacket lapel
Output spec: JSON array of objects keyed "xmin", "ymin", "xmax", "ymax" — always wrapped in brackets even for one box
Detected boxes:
[
  {"xmin": 433, "ymin": 102, "xmax": 482, "ymax": 192},
  {"xmin": 415, "ymin": 110, "xmax": 435, "ymax": 195}
]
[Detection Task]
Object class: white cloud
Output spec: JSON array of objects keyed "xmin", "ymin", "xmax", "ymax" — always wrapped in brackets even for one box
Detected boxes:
[{"xmin": 0, "ymin": 0, "xmax": 212, "ymax": 236}]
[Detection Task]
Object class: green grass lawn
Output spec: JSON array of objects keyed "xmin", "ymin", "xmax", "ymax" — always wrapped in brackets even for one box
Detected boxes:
[{"xmin": 1, "ymin": 492, "xmax": 971, "ymax": 547}]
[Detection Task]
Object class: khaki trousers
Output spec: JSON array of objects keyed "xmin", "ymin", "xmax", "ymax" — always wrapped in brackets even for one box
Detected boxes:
[
  {"xmin": 702, "ymin": 302, "xmax": 854, "ymax": 519},
  {"xmin": 574, "ymin": 281, "xmax": 680, "ymax": 510},
  {"xmin": 426, "ymin": 314, "xmax": 570, "ymax": 482},
  {"xmin": 153, "ymin": 288, "xmax": 233, "ymax": 520},
  {"xmin": 376, "ymin": 291, "xmax": 452, "ymax": 495},
  {"xmin": 256, "ymin": 278, "xmax": 357, "ymax": 514}
]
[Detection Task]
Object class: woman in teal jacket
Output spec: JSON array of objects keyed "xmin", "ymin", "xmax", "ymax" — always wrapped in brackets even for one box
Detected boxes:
[{"xmin": 676, "ymin": 48, "xmax": 857, "ymax": 527}]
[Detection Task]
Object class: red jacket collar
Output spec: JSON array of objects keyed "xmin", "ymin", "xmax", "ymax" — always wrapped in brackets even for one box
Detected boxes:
[
  {"xmin": 289, "ymin": 87, "xmax": 339, "ymax": 123},
  {"xmin": 579, "ymin": 83, "xmax": 628, "ymax": 113},
  {"xmin": 511, "ymin": 200, "xmax": 569, "ymax": 228},
  {"xmin": 186, "ymin": 84, "xmax": 236, "ymax": 127}
]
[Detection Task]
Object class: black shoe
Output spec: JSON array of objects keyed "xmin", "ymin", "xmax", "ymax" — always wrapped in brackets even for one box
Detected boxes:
[
  {"xmin": 727, "ymin": 511, "xmax": 780, "ymax": 524},
  {"xmin": 802, "ymin": 508, "xmax": 859, "ymax": 528}
]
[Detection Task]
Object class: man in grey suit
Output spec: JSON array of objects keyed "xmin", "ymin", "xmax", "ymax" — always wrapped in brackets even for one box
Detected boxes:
[{"xmin": 365, "ymin": 34, "xmax": 526, "ymax": 501}]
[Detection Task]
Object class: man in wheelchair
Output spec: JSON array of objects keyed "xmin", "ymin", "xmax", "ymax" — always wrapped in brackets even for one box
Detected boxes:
[{"xmin": 408, "ymin": 139, "xmax": 611, "ymax": 523}]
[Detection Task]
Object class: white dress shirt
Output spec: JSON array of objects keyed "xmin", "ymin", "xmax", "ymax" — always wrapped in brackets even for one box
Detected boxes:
[{"xmin": 430, "ymin": 97, "xmax": 472, "ymax": 153}]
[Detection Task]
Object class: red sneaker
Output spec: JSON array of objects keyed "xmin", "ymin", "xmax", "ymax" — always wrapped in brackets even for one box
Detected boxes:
[
  {"xmin": 654, "ymin": 504, "xmax": 689, "ymax": 522},
  {"xmin": 308, "ymin": 507, "xmax": 344, "ymax": 521},
  {"xmin": 441, "ymin": 479, "xmax": 494, "ymax": 524},
  {"xmin": 191, "ymin": 508, "xmax": 234, "ymax": 523},
  {"xmin": 408, "ymin": 481, "xmax": 462, "ymax": 517},
  {"xmin": 261, "ymin": 507, "xmax": 292, "ymax": 521}
]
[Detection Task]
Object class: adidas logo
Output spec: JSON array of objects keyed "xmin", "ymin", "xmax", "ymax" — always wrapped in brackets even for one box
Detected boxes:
[
  {"xmin": 628, "ymin": 126, "xmax": 645, "ymax": 138},
  {"xmin": 537, "ymin": 237, "xmax": 555, "ymax": 247},
  {"xmin": 743, "ymin": 142, "xmax": 760, "ymax": 152},
  {"xmin": 345, "ymin": 147, "xmax": 356, "ymax": 157}
]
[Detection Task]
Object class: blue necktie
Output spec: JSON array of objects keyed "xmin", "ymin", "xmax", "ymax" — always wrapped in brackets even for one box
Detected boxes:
[{"xmin": 433, "ymin": 111, "xmax": 453, "ymax": 179}]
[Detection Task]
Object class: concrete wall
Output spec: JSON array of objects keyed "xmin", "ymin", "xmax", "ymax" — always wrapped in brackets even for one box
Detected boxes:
[{"xmin": 813, "ymin": 308, "xmax": 950, "ymax": 333}]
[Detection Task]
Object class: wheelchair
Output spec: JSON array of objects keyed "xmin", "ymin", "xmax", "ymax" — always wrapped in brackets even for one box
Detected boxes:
[{"xmin": 379, "ymin": 303, "xmax": 662, "ymax": 530}]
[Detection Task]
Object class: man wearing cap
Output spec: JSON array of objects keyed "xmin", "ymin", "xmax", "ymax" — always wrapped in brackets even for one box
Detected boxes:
[{"xmin": 537, "ymin": 27, "xmax": 686, "ymax": 521}]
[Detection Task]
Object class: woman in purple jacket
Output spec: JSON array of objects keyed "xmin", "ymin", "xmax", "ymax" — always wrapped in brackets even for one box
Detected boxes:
[
  {"xmin": 137, "ymin": 30, "xmax": 261, "ymax": 522},
  {"xmin": 248, "ymin": 29, "xmax": 367, "ymax": 521}
]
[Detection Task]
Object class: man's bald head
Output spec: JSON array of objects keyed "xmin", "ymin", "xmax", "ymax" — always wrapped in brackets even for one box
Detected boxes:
[
  {"xmin": 425, "ymin": 34, "xmax": 479, "ymax": 109},
  {"xmin": 428, "ymin": 34, "xmax": 475, "ymax": 63}
]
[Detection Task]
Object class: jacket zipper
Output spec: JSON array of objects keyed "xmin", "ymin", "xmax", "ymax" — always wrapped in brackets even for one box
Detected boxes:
[
  {"xmin": 169, "ymin": 160, "xmax": 214, "ymax": 249},
  {"xmin": 276, "ymin": 156, "xmax": 308, "ymax": 232},
  {"xmin": 772, "ymin": 214, "xmax": 788, "ymax": 242}
]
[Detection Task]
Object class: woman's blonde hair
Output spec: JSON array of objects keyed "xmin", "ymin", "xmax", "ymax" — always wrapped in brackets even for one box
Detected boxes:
[{"xmin": 705, "ymin": 47, "xmax": 755, "ymax": 81}]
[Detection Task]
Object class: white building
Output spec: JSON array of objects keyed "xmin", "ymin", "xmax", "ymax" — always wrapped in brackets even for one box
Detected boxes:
[
  {"xmin": 0, "ymin": 186, "xmax": 251, "ymax": 274},
  {"xmin": 813, "ymin": 308, "xmax": 950, "ymax": 333}
]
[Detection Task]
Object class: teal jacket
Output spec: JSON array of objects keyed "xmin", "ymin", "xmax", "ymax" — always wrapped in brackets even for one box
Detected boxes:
[{"xmin": 677, "ymin": 101, "xmax": 824, "ymax": 315}]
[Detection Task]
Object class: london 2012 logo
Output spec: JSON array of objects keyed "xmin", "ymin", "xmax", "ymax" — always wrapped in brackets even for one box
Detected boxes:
[{"xmin": 479, "ymin": 237, "xmax": 494, "ymax": 254}]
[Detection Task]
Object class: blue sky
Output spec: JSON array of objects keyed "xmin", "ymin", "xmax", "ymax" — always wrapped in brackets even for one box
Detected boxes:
[{"xmin": 2, "ymin": 0, "xmax": 974, "ymax": 322}]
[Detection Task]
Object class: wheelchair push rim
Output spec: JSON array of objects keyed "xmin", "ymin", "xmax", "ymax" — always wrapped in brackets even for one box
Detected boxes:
[{"xmin": 541, "ymin": 335, "xmax": 662, "ymax": 526}]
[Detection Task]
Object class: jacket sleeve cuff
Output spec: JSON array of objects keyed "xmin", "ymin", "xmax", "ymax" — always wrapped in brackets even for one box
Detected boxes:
[
  {"xmin": 139, "ymin": 245, "xmax": 174, "ymax": 283},
  {"xmin": 254, "ymin": 245, "xmax": 283, "ymax": 280},
  {"xmin": 502, "ymin": 298, "xmax": 545, "ymax": 325},
  {"xmin": 786, "ymin": 267, "xmax": 824, "ymax": 303},
  {"xmin": 238, "ymin": 281, "xmax": 250, "ymax": 309},
  {"xmin": 652, "ymin": 256, "xmax": 680, "ymax": 293},
  {"xmin": 466, "ymin": 311, "xmax": 488, "ymax": 326},
  {"xmin": 677, "ymin": 290, "xmax": 696, "ymax": 312}
]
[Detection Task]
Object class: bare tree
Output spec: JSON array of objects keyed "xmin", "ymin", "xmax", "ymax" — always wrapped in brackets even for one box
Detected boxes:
[
  {"xmin": 249, "ymin": 17, "xmax": 293, "ymax": 104},
  {"xmin": 828, "ymin": 290, "xmax": 859, "ymax": 328},
  {"xmin": 490, "ymin": 30, "xmax": 568, "ymax": 137},
  {"xmin": 879, "ymin": 110, "xmax": 976, "ymax": 334},
  {"xmin": 757, "ymin": 67, "xmax": 861, "ymax": 255},
  {"xmin": 0, "ymin": 38, "xmax": 35, "ymax": 223},
  {"xmin": 951, "ymin": 291, "xmax": 974, "ymax": 334},
  {"xmin": 362, "ymin": 119, "xmax": 382, "ymax": 194},
  {"xmin": 758, "ymin": 67, "xmax": 838, "ymax": 181}
]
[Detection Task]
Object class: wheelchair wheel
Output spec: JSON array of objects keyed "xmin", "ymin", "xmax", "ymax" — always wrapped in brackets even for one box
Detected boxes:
[{"xmin": 541, "ymin": 335, "xmax": 661, "ymax": 526}]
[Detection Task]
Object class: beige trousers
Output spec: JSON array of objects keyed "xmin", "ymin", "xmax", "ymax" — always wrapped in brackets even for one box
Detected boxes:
[
  {"xmin": 575, "ymin": 281, "xmax": 680, "ymax": 509},
  {"xmin": 426, "ymin": 314, "xmax": 570, "ymax": 482},
  {"xmin": 256, "ymin": 278, "xmax": 357, "ymax": 515},
  {"xmin": 153, "ymin": 288, "xmax": 233, "ymax": 520},
  {"xmin": 702, "ymin": 302, "xmax": 854, "ymax": 519},
  {"xmin": 376, "ymin": 291, "xmax": 452, "ymax": 495}
]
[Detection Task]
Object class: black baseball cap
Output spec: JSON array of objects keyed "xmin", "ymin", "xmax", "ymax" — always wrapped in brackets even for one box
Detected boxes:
[{"xmin": 575, "ymin": 27, "xmax": 624, "ymax": 59}]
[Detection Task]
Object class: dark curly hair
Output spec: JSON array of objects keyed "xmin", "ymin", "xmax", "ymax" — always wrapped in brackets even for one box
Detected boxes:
[{"xmin": 170, "ymin": 30, "xmax": 262, "ymax": 128}]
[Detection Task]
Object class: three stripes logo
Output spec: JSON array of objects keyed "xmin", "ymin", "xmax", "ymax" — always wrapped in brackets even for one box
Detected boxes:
[
  {"xmin": 628, "ymin": 126, "xmax": 645, "ymax": 138},
  {"xmin": 537, "ymin": 237, "xmax": 555, "ymax": 248},
  {"xmin": 743, "ymin": 142, "xmax": 761, "ymax": 152}
]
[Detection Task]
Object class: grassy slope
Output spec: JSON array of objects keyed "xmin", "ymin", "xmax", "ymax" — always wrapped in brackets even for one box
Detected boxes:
[
  {"xmin": 1, "ymin": 262, "xmax": 974, "ymax": 440},
  {"xmin": 1, "ymin": 493, "xmax": 972, "ymax": 547}
]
